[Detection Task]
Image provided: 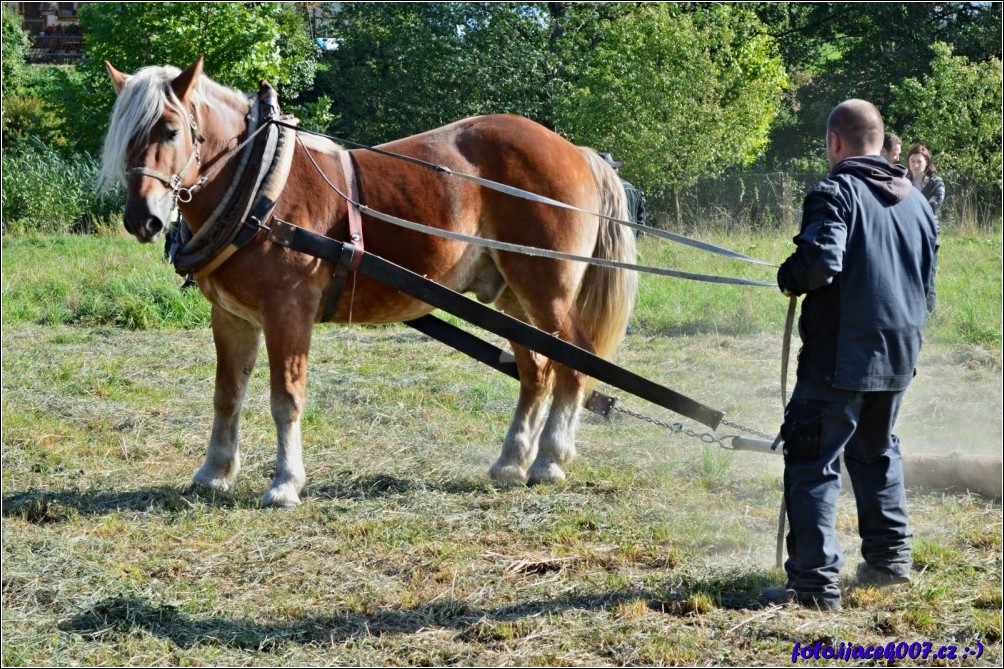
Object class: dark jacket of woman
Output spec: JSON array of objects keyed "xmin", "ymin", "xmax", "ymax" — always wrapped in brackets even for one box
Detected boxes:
[{"xmin": 918, "ymin": 174, "xmax": 946, "ymax": 215}]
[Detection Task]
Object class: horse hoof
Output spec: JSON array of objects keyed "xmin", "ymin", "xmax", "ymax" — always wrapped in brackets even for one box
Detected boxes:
[
  {"xmin": 261, "ymin": 485, "xmax": 302, "ymax": 509},
  {"xmin": 190, "ymin": 477, "xmax": 230, "ymax": 495},
  {"xmin": 527, "ymin": 462, "xmax": 566, "ymax": 486},
  {"xmin": 489, "ymin": 462, "xmax": 528, "ymax": 487}
]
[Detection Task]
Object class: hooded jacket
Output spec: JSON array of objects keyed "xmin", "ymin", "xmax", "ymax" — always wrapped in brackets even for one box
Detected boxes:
[{"xmin": 777, "ymin": 156, "xmax": 939, "ymax": 391}]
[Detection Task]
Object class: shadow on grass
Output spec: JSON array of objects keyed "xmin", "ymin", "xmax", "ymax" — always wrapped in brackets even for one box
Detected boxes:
[
  {"xmin": 307, "ymin": 473, "xmax": 628, "ymax": 501},
  {"xmin": 59, "ymin": 574, "xmax": 773, "ymax": 651},
  {"xmin": 1, "ymin": 485, "xmax": 261, "ymax": 522},
  {"xmin": 636, "ymin": 319, "xmax": 763, "ymax": 339},
  {"xmin": 4, "ymin": 471, "xmax": 653, "ymax": 523},
  {"xmin": 308, "ymin": 472, "xmax": 429, "ymax": 500}
]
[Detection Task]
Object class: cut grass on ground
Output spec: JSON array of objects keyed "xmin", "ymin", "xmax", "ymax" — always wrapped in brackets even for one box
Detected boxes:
[{"xmin": 2, "ymin": 322, "xmax": 1000, "ymax": 666}]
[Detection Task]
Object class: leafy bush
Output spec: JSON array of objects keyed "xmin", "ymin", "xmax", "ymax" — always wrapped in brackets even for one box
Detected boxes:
[{"xmin": 1, "ymin": 140, "xmax": 124, "ymax": 235}]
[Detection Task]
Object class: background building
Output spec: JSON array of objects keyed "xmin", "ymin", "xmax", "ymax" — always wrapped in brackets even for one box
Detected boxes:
[{"xmin": 5, "ymin": 2, "xmax": 85, "ymax": 63}]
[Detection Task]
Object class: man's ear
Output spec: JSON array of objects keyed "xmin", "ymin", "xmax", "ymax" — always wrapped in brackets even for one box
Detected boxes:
[{"xmin": 827, "ymin": 130, "xmax": 843, "ymax": 156}]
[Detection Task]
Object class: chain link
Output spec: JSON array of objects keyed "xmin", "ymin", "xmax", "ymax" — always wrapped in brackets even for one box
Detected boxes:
[
  {"xmin": 612, "ymin": 402, "xmax": 774, "ymax": 448},
  {"xmin": 718, "ymin": 416, "xmax": 777, "ymax": 441}
]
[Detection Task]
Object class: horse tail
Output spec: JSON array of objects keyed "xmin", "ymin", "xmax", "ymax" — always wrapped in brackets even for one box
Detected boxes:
[{"xmin": 576, "ymin": 147, "xmax": 638, "ymax": 387}]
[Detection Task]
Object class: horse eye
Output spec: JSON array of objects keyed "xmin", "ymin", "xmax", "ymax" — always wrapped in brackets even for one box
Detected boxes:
[{"xmin": 166, "ymin": 128, "xmax": 180, "ymax": 141}]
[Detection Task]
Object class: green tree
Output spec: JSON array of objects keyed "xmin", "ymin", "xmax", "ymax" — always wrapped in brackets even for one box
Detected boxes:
[
  {"xmin": 555, "ymin": 4, "xmax": 787, "ymax": 194},
  {"xmin": 756, "ymin": 2, "xmax": 1002, "ymax": 170},
  {"xmin": 2, "ymin": 6, "xmax": 33, "ymax": 149},
  {"xmin": 323, "ymin": 2, "xmax": 786, "ymax": 199},
  {"xmin": 891, "ymin": 42, "xmax": 1003, "ymax": 188},
  {"xmin": 67, "ymin": 2, "xmax": 318, "ymax": 154},
  {"xmin": 1, "ymin": 5, "xmax": 31, "ymax": 95},
  {"xmin": 2, "ymin": 9, "xmax": 84, "ymax": 153},
  {"xmin": 319, "ymin": 3, "xmax": 560, "ymax": 145},
  {"xmin": 79, "ymin": 3, "xmax": 316, "ymax": 94},
  {"xmin": 2, "ymin": 65, "xmax": 86, "ymax": 153}
]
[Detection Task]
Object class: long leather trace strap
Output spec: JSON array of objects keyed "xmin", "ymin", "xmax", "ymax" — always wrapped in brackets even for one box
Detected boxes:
[
  {"xmin": 273, "ymin": 120, "xmax": 775, "ymax": 269},
  {"xmin": 268, "ymin": 219, "xmax": 725, "ymax": 430},
  {"xmin": 293, "ymin": 129, "xmax": 774, "ymax": 288}
]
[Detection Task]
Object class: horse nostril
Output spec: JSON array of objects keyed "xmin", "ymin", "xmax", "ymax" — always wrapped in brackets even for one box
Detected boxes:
[{"xmin": 145, "ymin": 217, "xmax": 164, "ymax": 237}]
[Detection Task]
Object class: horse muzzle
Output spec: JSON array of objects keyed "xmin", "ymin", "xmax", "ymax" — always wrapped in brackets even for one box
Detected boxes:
[{"xmin": 124, "ymin": 196, "xmax": 170, "ymax": 243}]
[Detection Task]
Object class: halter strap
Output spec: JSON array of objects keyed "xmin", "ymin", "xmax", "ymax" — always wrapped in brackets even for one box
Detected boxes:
[{"xmin": 125, "ymin": 113, "xmax": 204, "ymax": 203}]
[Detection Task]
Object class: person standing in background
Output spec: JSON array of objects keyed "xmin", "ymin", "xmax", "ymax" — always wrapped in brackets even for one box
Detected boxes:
[
  {"xmin": 907, "ymin": 144, "xmax": 946, "ymax": 216},
  {"xmin": 599, "ymin": 152, "xmax": 647, "ymax": 232},
  {"xmin": 906, "ymin": 144, "xmax": 944, "ymax": 313},
  {"xmin": 881, "ymin": 132, "xmax": 902, "ymax": 164}
]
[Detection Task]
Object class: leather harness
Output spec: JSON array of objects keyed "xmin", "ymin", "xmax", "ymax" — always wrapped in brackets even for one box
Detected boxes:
[
  {"xmin": 169, "ymin": 83, "xmax": 297, "ymax": 278},
  {"xmin": 160, "ymin": 82, "xmax": 364, "ymax": 322}
]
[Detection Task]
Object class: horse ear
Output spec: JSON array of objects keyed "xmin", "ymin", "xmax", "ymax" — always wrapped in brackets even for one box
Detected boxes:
[
  {"xmin": 105, "ymin": 61, "xmax": 129, "ymax": 95},
  {"xmin": 170, "ymin": 54, "xmax": 204, "ymax": 103}
]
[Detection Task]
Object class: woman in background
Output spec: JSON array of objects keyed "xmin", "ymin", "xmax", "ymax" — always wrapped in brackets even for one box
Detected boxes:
[
  {"xmin": 907, "ymin": 144, "xmax": 946, "ymax": 215},
  {"xmin": 906, "ymin": 144, "xmax": 942, "ymax": 314}
]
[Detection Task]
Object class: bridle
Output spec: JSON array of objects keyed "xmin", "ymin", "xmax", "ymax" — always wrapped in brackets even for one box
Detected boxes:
[{"xmin": 125, "ymin": 113, "xmax": 207, "ymax": 204}]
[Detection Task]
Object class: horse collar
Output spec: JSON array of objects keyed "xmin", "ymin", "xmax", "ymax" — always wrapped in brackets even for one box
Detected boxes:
[{"xmin": 172, "ymin": 82, "xmax": 298, "ymax": 277}]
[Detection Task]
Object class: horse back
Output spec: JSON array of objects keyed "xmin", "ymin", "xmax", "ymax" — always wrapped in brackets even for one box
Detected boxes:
[{"xmin": 211, "ymin": 115, "xmax": 601, "ymax": 325}]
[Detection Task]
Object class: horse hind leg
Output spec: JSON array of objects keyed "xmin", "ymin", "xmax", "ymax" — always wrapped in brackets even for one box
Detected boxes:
[
  {"xmin": 489, "ymin": 343, "xmax": 553, "ymax": 485},
  {"xmin": 192, "ymin": 305, "xmax": 261, "ymax": 494},
  {"xmin": 520, "ymin": 298, "xmax": 594, "ymax": 485},
  {"xmin": 489, "ymin": 290, "xmax": 553, "ymax": 486},
  {"xmin": 528, "ymin": 362, "xmax": 584, "ymax": 485}
]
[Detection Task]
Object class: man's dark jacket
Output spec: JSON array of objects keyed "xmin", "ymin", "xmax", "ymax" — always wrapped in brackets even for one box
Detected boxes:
[{"xmin": 777, "ymin": 156, "xmax": 939, "ymax": 392}]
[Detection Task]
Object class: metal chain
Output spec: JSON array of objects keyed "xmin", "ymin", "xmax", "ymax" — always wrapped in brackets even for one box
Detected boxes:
[
  {"xmin": 719, "ymin": 416, "xmax": 777, "ymax": 441},
  {"xmin": 612, "ymin": 402, "xmax": 774, "ymax": 448}
]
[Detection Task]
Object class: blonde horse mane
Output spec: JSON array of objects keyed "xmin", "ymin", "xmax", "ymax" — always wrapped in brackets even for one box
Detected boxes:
[{"xmin": 98, "ymin": 65, "xmax": 251, "ymax": 191}]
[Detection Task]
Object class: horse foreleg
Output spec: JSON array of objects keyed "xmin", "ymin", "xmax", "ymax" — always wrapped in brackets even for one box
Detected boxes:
[
  {"xmin": 260, "ymin": 307, "xmax": 313, "ymax": 508},
  {"xmin": 489, "ymin": 344, "xmax": 551, "ymax": 486},
  {"xmin": 528, "ymin": 365, "xmax": 584, "ymax": 485},
  {"xmin": 193, "ymin": 305, "xmax": 261, "ymax": 493}
]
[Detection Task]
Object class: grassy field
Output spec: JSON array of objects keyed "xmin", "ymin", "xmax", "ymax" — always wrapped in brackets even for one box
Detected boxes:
[{"xmin": 2, "ymin": 230, "xmax": 1001, "ymax": 665}]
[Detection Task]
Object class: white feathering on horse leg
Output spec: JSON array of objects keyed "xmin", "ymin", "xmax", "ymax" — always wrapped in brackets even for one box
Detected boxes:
[
  {"xmin": 528, "ymin": 396, "xmax": 581, "ymax": 485},
  {"xmin": 262, "ymin": 407, "xmax": 306, "ymax": 508}
]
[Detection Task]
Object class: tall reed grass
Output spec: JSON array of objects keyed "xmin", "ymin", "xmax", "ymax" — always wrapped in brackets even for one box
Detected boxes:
[{"xmin": 0, "ymin": 139, "xmax": 124, "ymax": 235}]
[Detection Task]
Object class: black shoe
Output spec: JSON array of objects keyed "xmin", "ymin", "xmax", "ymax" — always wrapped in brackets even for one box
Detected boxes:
[
  {"xmin": 856, "ymin": 562, "xmax": 911, "ymax": 587},
  {"xmin": 762, "ymin": 585, "xmax": 842, "ymax": 611}
]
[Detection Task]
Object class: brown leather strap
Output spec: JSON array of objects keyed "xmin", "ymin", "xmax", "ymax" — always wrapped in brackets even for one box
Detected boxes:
[{"xmin": 338, "ymin": 151, "xmax": 364, "ymax": 271}]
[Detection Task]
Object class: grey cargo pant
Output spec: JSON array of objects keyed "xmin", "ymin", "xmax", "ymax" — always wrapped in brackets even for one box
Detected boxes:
[{"xmin": 781, "ymin": 381, "xmax": 913, "ymax": 603}]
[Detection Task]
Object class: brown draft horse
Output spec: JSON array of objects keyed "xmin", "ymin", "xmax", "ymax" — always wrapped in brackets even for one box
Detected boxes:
[{"xmin": 101, "ymin": 57, "xmax": 637, "ymax": 507}]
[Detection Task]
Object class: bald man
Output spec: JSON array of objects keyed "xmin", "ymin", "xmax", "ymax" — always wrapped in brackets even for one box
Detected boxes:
[{"xmin": 767, "ymin": 100, "xmax": 939, "ymax": 611}]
